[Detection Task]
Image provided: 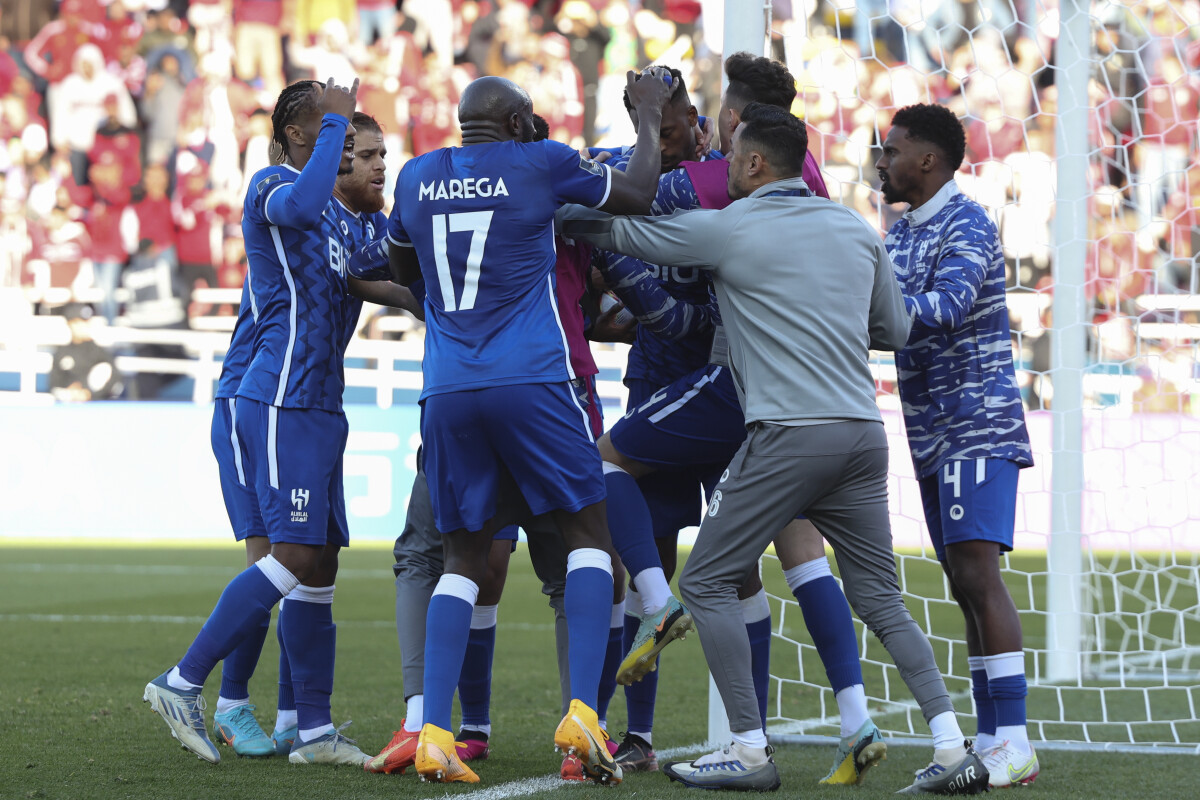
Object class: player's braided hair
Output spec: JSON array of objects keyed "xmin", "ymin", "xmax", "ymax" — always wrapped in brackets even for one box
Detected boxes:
[
  {"xmin": 724, "ymin": 52, "xmax": 796, "ymax": 111},
  {"xmin": 271, "ymin": 80, "xmax": 321, "ymax": 165},
  {"xmin": 890, "ymin": 103, "xmax": 966, "ymax": 172}
]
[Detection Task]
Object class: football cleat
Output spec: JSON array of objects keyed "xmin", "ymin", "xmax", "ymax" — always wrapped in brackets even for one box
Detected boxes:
[
  {"xmin": 365, "ymin": 721, "xmax": 418, "ymax": 774},
  {"xmin": 820, "ymin": 719, "xmax": 887, "ymax": 785},
  {"xmin": 562, "ymin": 738, "xmax": 619, "ymax": 781},
  {"xmin": 897, "ymin": 742, "xmax": 989, "ymax": 795},
  {"xmin": 982, "ymin": 740, "xmax": 1039, "ymax": 788},
  {"xmin": 614, "ymin": 732, "xmax": 659, "ymax": 772},
  {"xmin": 288, "ymin": 722, "xmax": 370, "ymax": 766},
  {"xmin": 617, "ymin": 596, "xmax": 693, "ymax": 685},
  {"xmin": 662, "ymin": 742, "xmax": 781, "ymax": 792},
  {"xmin": 553, "ymin": 699, "xmax": 622, "ymax": 785},
  {"xmin": 143, "ymin": 671, "xmax": 220, "ymax": 764},
  {"xmin": 213, "ymin": 705, "xmax": 275, "ymax": 757},
  {"xmin": 272, "ymin": 724, "xmax": 298, "ymax": 756},
  {"xmin": 415, "ymin": 724, "xmax": 479, "ymax": 783},
  {"xmin": 455, "ymin": 729, "xmax": 491, "ymax": 762}
]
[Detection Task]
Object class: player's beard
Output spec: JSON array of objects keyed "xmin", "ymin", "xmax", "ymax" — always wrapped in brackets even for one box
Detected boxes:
[{"xmin": 879, "ymin": 174, "xmax": 904, "ymax": 205}]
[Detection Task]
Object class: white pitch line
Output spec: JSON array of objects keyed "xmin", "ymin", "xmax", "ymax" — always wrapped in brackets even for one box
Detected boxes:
[
  {"xmin": 0, "ymin": 613, "xmax": 554, "ymax": 632},
  {"xmin": 433, "ymin": 743, "xmax": 713, "ymax": 800}
]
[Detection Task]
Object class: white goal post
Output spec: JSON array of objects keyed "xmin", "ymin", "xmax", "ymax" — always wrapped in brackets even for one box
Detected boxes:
[{"xmin": 710, "ymin": 0, "xmax": 1200, "ymax": 754}]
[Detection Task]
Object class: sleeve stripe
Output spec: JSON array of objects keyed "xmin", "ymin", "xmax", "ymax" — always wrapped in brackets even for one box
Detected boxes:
[
  {"xmin": 591, "ymin": 163, "xmax": 613, "ymax": 210},
  {"xmin": 262, "ymin": 181, "xmax": 289, "ymax": 226},
  {"xmin": 387, "ymin": 232, "xmax": 414, "ymax": 247}
]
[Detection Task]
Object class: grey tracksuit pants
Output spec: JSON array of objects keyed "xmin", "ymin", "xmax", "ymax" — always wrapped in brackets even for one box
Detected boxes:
[
  {"xmin": 678, "ymin": 420, "xmax": 954, "ymax": 734},
  {"xmin": 392, "ymin": 464, "xmax": 573, "ymax": 716}
]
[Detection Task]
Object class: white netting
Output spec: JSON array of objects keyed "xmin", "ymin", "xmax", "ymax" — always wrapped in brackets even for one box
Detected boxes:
[{"xmin": 756, "ymin": 0, "xmax": 1200, "ymax": 752}]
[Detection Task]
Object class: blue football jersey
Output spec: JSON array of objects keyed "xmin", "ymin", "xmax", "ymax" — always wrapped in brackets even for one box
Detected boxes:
[
  {"xmin": 236, "ymin": 161, "xmax": 363, "ymax": 412},
  {"xmin": 387, "ymin": 139, "xmax": 612, "ymax": 399},
  {"xmin": 602, "ymin": 150, "xmax": 715, "ymax": 388},
  {"xmin": 214, "ymin": 280, "xmax": 256, "ymax": 400}
]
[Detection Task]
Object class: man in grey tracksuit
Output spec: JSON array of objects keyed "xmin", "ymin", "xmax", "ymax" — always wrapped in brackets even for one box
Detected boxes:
[{"xmin": 560, "ymin": 103, "xmax": 988, "ymax": 795}]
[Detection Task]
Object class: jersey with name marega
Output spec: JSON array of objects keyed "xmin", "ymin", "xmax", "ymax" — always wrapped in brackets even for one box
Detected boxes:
[
  {"xmin": 236, "ymin": 114, "xmax": 364, "ymax": 412},
  {"xmin": 885, "ymin": 180, "xmax": 1034, "ymax": 479},
  {"xmin": 387, "ymin": 138, "xmax": 612, "ymax": 399}
]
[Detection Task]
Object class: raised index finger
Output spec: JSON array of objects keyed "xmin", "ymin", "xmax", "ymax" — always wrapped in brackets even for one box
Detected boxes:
[{"xmin": 348, "ymin": 77, "xmax": 360, "ymax": 99}]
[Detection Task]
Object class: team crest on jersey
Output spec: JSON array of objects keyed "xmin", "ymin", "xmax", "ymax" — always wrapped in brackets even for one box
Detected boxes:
[
  {"xmin": 290, "ymin": 488, "xmax": 310, "ymax": 523},
  {"xmin": 340, "ymin": 219, "xmax": 350, "ymax": 236},
  {"xmin": 579, "ymin": 157, "xmax": 604, "ymax": 177},
  {"xmin": 255, "ymin": 173, "xmax": 282, "ymax": 194}
]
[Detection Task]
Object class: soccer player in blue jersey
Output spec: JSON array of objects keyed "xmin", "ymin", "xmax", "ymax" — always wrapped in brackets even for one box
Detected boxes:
[
  {"xmin": 876, "ymin": 103, "xmax": 1038, "ymax": 789},
  {"xmin": 382, "ymin": 71, "xmax": 673, "ymax": 785},
  {"xmin": 206, "ymin": 110, "xmax": 417, "ymax": 761},
  {"xmin": 143, "ymin": 76, "xmax": 372, "ymax": 767}
]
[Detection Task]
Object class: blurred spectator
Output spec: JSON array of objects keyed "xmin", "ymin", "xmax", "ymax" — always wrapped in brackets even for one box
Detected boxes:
[
  {"xmin": 174, "ymin": 152, "xmax": 223, "ymax": 319},
  {"xmin": 26, "ymin": 201, "xmax": 92, "ymax": 291},
  {"xmin": 142, "ymin": 51, "xmax": 188, "ymax": 165},
  {"xmin": 49, "ymin": 43, "xmax": 138, "ymax": 185},
  {"xmin": 556, "ymin": 0, "xmax": 610, "ymax": 144},
  {"xmin": 181, "ymin": 51, "xmax": 259, "ymax": 197},
  {"xmin": 295, "ymin": 0, "xmax": 356, "ymax": 44},
  {"xmin": 358, "ymin": 0, "xmax": 396, "ymax": 47},
  {"xmin": 233, "ymin": 0, "xmax": 285, "ymax": 100},
  {"xmin": 50, "ymin": 304, "xmax": 123, "ymax": 402},
  {"xmin": 23, "ymin": 0, "xmax": 102, "ymax": 90}
]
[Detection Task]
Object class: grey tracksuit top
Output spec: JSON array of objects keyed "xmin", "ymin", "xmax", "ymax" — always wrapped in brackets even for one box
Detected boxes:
[{"xmin": 559, "ymin": 176, "xmax": 912, "ymax": 426}]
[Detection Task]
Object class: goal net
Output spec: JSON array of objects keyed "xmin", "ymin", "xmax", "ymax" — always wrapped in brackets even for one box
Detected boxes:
[{"xmin": 745, "ymin": 0, "xmax": 1200, "ymax": 753}]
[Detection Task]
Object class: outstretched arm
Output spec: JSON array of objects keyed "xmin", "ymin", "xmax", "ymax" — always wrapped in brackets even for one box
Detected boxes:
[{"xmin": 264, "ymin": 77, "xmax": 359, "ymax": 230}]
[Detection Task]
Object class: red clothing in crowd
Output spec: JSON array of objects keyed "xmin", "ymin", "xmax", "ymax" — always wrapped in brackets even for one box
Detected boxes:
[
  {"xmin": 89, "ymin": 127, "xmax": 143, "ymax": 196},
  {"xmin": 23, "ymin": 1, "xmax": 105, "ymax": 84},
  {"xmin": 133, "ymin": 196, "xmax": 178, "ymax": 252},
  {"xmin": 26, "ymin": 217, "xmax": 92, "ymax": 288},
  {"xmin": 87, "ymin": 201, "xmax": 129, "ymax": 264},
  {"xmin": 233, "ymin": 0, "xmax": 284, "ymax": 26}
]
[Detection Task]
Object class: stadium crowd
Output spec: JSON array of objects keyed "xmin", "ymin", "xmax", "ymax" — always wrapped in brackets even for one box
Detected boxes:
[{"xmin": 0, "ymin": 0, "xmax": 1197, "ymax": 409}]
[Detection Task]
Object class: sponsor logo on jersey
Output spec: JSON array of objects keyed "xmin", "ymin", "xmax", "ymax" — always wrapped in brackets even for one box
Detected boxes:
[{"xmin": 419, "ymin": 177, "xmax": 509, "ymax": 201}]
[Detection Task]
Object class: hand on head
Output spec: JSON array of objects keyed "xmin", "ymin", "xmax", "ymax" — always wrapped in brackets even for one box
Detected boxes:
[
  {"xmin": 624, "ymin": 66, "xmax": 674, "ymax": 117},
  {"xmin": 318, "ymin": 76, "xmax": 359, "ymax": 120}
]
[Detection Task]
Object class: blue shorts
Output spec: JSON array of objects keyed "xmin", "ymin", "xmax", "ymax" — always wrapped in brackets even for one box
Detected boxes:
[
  {"xmin": 918, "ymin": 458, "xmax": 1020, "ymax": 562},
  {"xmin": 234, "ymin": 397, "xmax": 350, "ymax": 547},
  {"xmin": 210, "ymin": 398, "xmax": 266, "ymax": 540},
  {"xmin": 613, "ymin": 369, "xmax": 747, "ymax": 537},
  {"xmin": 421, "ymin": 382, "xmax": 606, "ymax": 534}
]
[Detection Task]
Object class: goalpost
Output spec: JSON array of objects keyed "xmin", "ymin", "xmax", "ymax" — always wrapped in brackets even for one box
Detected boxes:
[{"xmin": 710, "ymin": 0, "xmax": 1200, "ymax": 754}]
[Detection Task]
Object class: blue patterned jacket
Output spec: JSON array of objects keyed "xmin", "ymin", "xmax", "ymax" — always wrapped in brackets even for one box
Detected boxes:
[{"xmin": 885, "ymin": 180, "xmax": 1034, "ymax": 479}]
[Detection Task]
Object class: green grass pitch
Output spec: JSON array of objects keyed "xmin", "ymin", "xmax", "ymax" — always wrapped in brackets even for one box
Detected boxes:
[{"xmin": 1, "ymin": 543, "xmax": 1196, "ymax": 799}]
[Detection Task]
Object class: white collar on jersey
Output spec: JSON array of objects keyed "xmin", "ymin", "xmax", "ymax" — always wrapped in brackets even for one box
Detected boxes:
[
  {"xmin": 282, "ymin": 163, "xmax": 301, "ymax": 175},
  {"xmin": 903, "ymin": 178, "xmax": 960, "ymax": 227},
  {"xmin": 334, "ymin": 197, "xmax": 361, "ymax": 217}
]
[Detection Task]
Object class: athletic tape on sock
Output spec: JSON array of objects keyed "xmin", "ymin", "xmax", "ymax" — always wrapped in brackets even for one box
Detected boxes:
[
  {"xmin": 287, "ymin": 584, "xmax": 335, "ymax": 604},
  {"xmin": 983, "ymin": 651, "xmax": 1027, "ymax": 679},
  {"xmin": 783, "ymin": 557, "xmax": 832, "ymax": 592},
  {"xmin": 610, "ymin": 600, "xmax": 625, "ymax": 629},
  {"xmin": 567, "ymin": 547, "xmax": 613, "ymax": 576},
  {"xmin": 255, "ymin": 554, "xmax": 301, "ymax": 596},
  {"xmin": 471, "ymin": 604, "xmax": 498, "ymax": 630},
  {"xmin": 433, "ymin": 573, "xmax": 479, "ymax": 605},
  {"xmin": 740, "ymin": 589, "xmax": 771, "ymax": 624}
]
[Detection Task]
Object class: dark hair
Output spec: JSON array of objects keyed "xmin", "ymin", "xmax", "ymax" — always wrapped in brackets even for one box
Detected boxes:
[
  {"xmin": 622, "ymin": 66, "xmax": 689, "ymax": 113},
  {"xmin": 890, "ymin": 103, "xmax": 966, "ymax": 171},
  {"xmin": 736, "ymin": 102, "xmax": 808, "ymax": 176},
  {"xmin": 531, "ymin": 113, "xmax": 550, "ymax": 142},
  {"xmin": 352, "ymin": 111, "xmax": 382, "ymax": 135},
  {"xmin": 271, "ymin": 80, "xmax": 321, "ymax": 164},
  {"xmin": 724, "ymin": 52, "xmax": 796, "ymax": 111}
]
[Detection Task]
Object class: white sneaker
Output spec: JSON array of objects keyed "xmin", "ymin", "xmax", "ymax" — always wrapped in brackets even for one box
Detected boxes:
[
  {"xmin": 288, "ymin": 722, "xmax": 370, "ymax": 766},
  {"xmin": 982, "ymin": 740, "xmax": 1039, "ymax": 787},
  {"xmin": 662, "ymin": 742, "xmax": 781, "ymax": 792}
]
